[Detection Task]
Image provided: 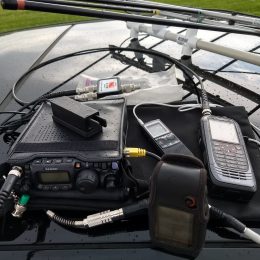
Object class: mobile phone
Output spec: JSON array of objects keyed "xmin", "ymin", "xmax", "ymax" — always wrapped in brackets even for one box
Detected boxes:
[{"xmin": 200, "ymin": 115, "xmax": 256, "ymax": 199}]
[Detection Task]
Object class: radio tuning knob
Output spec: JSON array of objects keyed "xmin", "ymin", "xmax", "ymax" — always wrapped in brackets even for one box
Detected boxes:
[
  {"xmin": 76, "ymin": 169, "xmax": 99, "ymax": 193},
  {"xmin": 105, "ymin": 175, "xmax": 117, "ymax": 191}
]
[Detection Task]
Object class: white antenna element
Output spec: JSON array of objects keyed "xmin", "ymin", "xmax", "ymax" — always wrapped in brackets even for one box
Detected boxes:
[
  {"xmin": 181, "ymin": 29, "xmax": 198, "ymax": 57},
  {"xmin": 126, "ymin": 22, "xmax": 260, "ymax": 66}
]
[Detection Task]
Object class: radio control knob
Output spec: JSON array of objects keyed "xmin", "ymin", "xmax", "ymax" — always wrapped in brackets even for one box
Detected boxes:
[
  {"xmin": 105, "ymin": 175, "xmax": 117, "ymax": 191},
  {"xmin": 76, "ymin": 169, "xmax": 99, "ymax": 193}
]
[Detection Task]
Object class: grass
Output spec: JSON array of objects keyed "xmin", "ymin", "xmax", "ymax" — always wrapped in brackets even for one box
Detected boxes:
[
  {"xmin": 0, "ymin": 9, "xmax": 89, "ymax": 33},
  {"xmin": 0, "ymin": 0, "xmax": 260, "ymax": 33}
]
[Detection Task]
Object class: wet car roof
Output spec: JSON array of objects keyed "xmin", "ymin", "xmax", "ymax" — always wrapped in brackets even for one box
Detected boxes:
[
  {"xmin": 0, "ymin": 20, "xmax": 259, "ymax": 124},
  {"xmin": 0, "ymin": 20, "xmax": 260, "ymax": 259}
]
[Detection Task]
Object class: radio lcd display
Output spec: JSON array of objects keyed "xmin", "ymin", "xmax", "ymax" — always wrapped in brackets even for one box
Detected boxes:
[{"xmin": 38, "ymin": 171, "xmax": 70, "ymax": 184}]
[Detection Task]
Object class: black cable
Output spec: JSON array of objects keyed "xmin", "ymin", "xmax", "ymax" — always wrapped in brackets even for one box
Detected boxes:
[
  {"xmin": 248, "ymin": 104, "xmax": 260, "ymax": 116},
  {"xmin": 0, "ymin": 111, "xmax": 27, "ymax": 115},
  {"xmin": 0, "ymin": 91, "xmax": 74, "ymax": 136},
  {"xmin": 0, "ymin": 92, "xmax": 69, "ymax": 134},
  {"xmin": 2, "ymin": 46, "xmax": 205, "ymax": 137},
  {"xmin": 1, "ymin": 98, "xmax": 43, "ymax": 129},
  {"xmin": 11, "ymin": 47, "xmax": 204, "ymax": 105},
  {"xmin": 146, "ymin": 151, "xmax": 161, "ymax": 161},
  {"xmin": 1, "ymin": 99, "xmax": 46, "ymax": 133},
  {"xmin": 92, "ymin": 0, "xmax": 260, "ymax": 27},
  {"xmin": 119, "ymin": 34, "xmax": 149, "ymax": 48},
  {"xmin": 209, "ymin": 205, "xmax": 260, "ymax": 244},
  {"xmin": 119, "ymin": 36, "xmax": 132, "ymax": 48},
  {"xmin": 0, "ymin": 166, "xmax": 22, "ymax": 209},
  {"xmin": 45, "ymin": 35, "xmax": 150, "ymax": 96},
  {"xmin": 252, "ymin": 127, "xmax": 260, "ymax": 139},
  {"xmin": 210, "ymin": 205, "xmax": 246, "ymax": 233},
  {"xmin": 47, "ymin": 199, "xmax": 148, "ymax": 228},
  {"xmin": 0, "ymin": 52, "xmax": 110, "ymax": 134},
  {"xmin": 44, "ymin": 89, "xmax": 76, "ymax": 99},
  {"xmin": 11, "ymin": 49, "xmax": 110, "ymax": 106}
]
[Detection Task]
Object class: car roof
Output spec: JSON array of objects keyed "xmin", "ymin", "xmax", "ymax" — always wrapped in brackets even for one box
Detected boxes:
[{"xmin": 0, "ymin": 20, "xmax": 260, "ymax": 259}]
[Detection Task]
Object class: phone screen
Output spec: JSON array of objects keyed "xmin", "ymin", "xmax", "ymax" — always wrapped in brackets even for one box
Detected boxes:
[{"xmin": 209, "ymin": 118, "xmax": 239, "ymax": 144}]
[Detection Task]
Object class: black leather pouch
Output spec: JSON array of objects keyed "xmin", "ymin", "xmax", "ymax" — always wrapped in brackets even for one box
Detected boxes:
[{"xmin": 149, "ymin": 154, "xmax": 209, "ymax": 259}]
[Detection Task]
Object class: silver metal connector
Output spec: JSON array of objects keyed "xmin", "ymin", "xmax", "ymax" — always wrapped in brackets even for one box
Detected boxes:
[
  {"xmin": 122, "ymin": 83, "xmax": 141, "ymax": 93},
  {"xmin": 74, "ymin": 92, "xmax": 98, "ymax": 101},
  {"xmin": 46, "ymin": 208, "xmax": 124, "ymax": 228},
  {"xmin": 9, "ymin": 166, "xmax": 23, "ymax": 177},
  {"xmin": 202, "ymin": 108, "xmax": 212, "ymax": 116},
  {"xmin": 76, "ymin": 85, "xmax": 97, "ymax": 94},
  {"xmin": 46, "ymin": 210, "xmax": 55, "ymax": 218},
  {"xmin": 12, "ymin": 203, "xmax": 27, "ymax": 218},
  {"xmin": 83, "ymin": 209, "xmax": 124, "ymax": 228}
]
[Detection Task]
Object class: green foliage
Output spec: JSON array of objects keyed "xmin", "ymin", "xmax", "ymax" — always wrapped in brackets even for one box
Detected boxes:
[{"xmin": 0, "ymin": 0, "xmax": 260, "ymax": 33}]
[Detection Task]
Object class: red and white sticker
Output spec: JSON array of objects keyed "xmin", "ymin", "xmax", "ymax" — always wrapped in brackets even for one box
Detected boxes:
[{"xmin": 98, "ymin": 78, "xmax": 119, "ymax": 93}]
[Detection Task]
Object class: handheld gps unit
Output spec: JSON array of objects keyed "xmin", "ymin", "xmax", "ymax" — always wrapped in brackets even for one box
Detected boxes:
[{"xmin": 200, "ymin": 115, "xmax": 257, "ymax": 199}]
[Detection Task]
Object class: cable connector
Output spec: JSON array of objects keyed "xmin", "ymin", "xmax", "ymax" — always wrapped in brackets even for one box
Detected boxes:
[
  {"xmin": 9, "ymin": 166, "xmax": 22, "ymax": 178},
  {"xmin": 12, "ymin": 194, "xmax": 30, "ymax": 218},
  {"xmin": 83, "ymin": 209, "xmax": 124, "ymax": 228},
  {"xmin": 46, "ymin": 199, "xmax": 148, "ymax": 229},
  {"xmin": 74, "ymin": 92, "xmax": 97, "ymax": 101},
  {"xmin": 76, "ymin": 85, "xmax": 97, "ymax": 94},
  {"xmin": 0, "ymin": 166, "xmax": 23, "ymax": 209},
  {"xmin": 122, "ymin": 83, "xmax": 141, "ymax": 93},
  {"xmin": 46, "ymin": 208, "xmax": 124, "ymax": 228},
  {"xmin": 123, "ymin": 147, "xmax": 146, "ymax": 157},
  {"xmin": 210, "ymin": 204, "xmax": 260, "ymax": 245},
  {"xmin": 124, "ymin": 147, "xmax": 161, "ymax": 160}
]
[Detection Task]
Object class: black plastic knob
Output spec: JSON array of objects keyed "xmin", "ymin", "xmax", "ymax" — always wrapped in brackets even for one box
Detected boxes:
[
  {"xmin": 76, "ymin": 169, "xmax": 99, "ymax": 193},
  {"xmin": 105, "ymin": 175, "xmax": 117, "ymax": 191}
]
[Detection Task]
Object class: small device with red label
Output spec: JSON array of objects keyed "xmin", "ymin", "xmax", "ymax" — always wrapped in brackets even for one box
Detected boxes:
[{"xmin": 97, "ymin": 77, "xmax": 122, "ymax": 97}]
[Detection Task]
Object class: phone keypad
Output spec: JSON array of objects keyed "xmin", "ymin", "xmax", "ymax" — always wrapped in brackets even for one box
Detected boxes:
[{"xmin": 213, "ymin": 141, "xmax": 248, "ymax": 171}]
